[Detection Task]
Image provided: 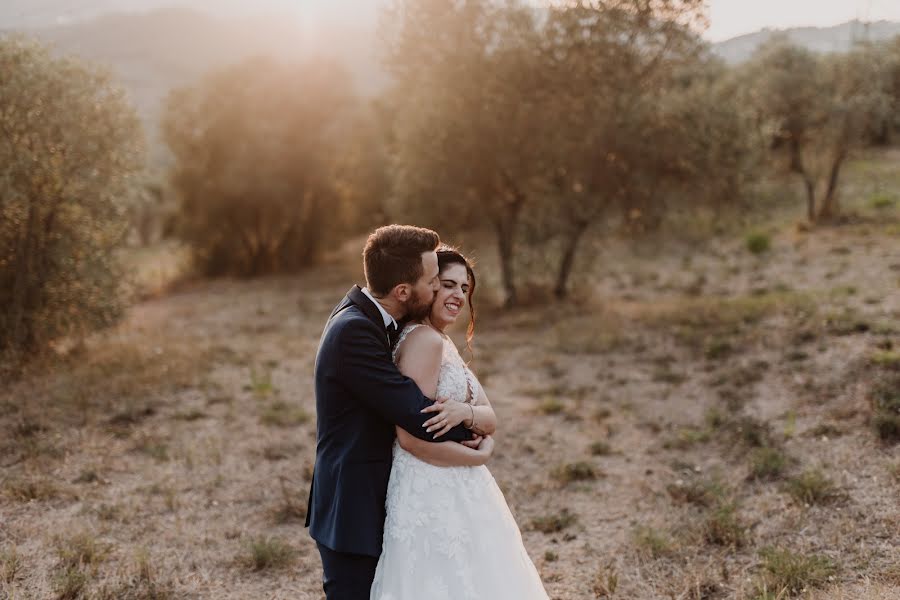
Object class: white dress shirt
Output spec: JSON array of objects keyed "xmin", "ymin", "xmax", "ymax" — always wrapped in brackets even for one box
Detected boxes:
[{"xmin": 360, "ymin": 287, "xmax": 398, "ymax": 331}]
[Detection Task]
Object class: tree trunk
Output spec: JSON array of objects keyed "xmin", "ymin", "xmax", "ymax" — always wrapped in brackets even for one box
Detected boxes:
[
  {"xmin": 817, "ymin": 150, "xmax": 846, "ymax": 222},
  {"xmin": 802, "ymin": 175, "xmax": 816, "ymax": 223},
  {"xmin": 495, "ymin": 217, "xmax": 517, "ymax": 308},
  {"xmin": 789, "ymin": 138, "xmax": 817, "ymax": 222},
  {"xmin": 7, "ymin": 202, "xmax": 39, "ymax": 352},
  {"xmin": 494, "ymin": 171, "xmax": 527, "ymax": 308},
  {"xmin": 554, "ymin": 221, "xmax": 589, "ymax": 300}
]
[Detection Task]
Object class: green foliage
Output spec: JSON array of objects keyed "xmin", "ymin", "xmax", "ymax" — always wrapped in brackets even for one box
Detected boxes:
[
  {"xmin": 785, "ymin": 469, "xmax": 838, "ymax": 505},
  {"xmin": 666, "ymin": 477, "xmax": 728, "ymax": 508},
  {"xmin": 871, "ymin": 351, "xmax": 900, "ymax": 369},
  {"xmin": 530, "ymin": 508, "xmax": 577, "ymax": 533},
  {"xmin": 704, "ymin": 338, "xmax": 734, "ymax": 360},
  {"xmin": 703, "ymin": 501, "xmax": 746, "ymax": 547},
  {"xmin": 868, "ymin": 192, "xmax": 896, "ymax": 210},
  {"xmin": 871, "ymin": 372, "xmax": 900, "ymax": 444},
  {"xmin": 538, "ymin": 397, "xmax": 566, "ymax": 415},
  {"xmin": 242, "ymin": 536, "xmax": 296, "ymax": 571},
  {"xmin": 1, "ymin": 547, "xmax": 22, "ymax": 584},
  {"xmin": 663, "ymin": 426, "xmax": 711, "ymax": 450},
  {"xmin": 164, "ymin": 57, "xmax": 361, "ymax": 277},
  {"xmin": 55, "ymin": 532, "xmax": 109, "ymax": 572},
  {"xmin": 386, "ymin": 0, "xmax": 748, "ymax": 304},
  {"xmin": 384, "ymin": 0, "xmax": 543, "ymax": 305},
  {"xmin": 748, "ymin": 447, "xmax": 789, "ymax": 480},
  {"xmin": 632, "ymin": 526, "xmax": 675, "ymax": 559},
  {"xmin": 589, "ymin": 441, "xmax": 613, "ymax": 456},
  {"xmin": 54, "ymin": 567, "xmax": 89, "ymax": 600},
  {"xmin": 0, "ymin": 36, "xmax": 144, "ymax": 361},
  {"xmin": 552, "ymin": 461, "xmax": 598, "ymax": 484},
  {"xmin": 756, "ymin": 547, "xmax": 836, "ymax": 597},
  {"xmin": 740, "ymin": 37, "xmax": 892, "ymax": 222},
  {"xmin": 592, "ymin": 564, "xmax": 619, "ymax": 598},
  {"xmin": 745, "ymin": 231, "xmax": 771, "ymax": 255},
  {"xmin": 259, "ymin": 401, "xmax": 310, "ymax": 428}
]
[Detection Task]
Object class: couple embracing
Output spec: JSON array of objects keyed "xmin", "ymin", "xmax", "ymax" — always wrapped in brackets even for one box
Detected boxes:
[{"xmin": 305, "ymin": 225, "xmax": 549, "ymax": 599}]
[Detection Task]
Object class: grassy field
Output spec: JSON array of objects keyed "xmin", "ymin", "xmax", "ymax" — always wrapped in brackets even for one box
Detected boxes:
[{"xmin": 2, "ymin": 154, "xmax": 899, "ymax": 599}]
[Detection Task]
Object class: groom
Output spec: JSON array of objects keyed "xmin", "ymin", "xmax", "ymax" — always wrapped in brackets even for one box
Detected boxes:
[{"xmin": 305, "ymin": 225, "xmax": 492, "ymax": 599}]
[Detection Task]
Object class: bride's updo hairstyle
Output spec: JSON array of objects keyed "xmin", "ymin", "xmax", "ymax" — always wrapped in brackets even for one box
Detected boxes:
[{"xmin": 436, "ymin": 246, "xmax": 477, "ymax": 353}]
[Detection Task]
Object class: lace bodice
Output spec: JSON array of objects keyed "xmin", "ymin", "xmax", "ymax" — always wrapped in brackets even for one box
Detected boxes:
[{"xmin": 393, "ymin": 323, "xmax": 481, "ymax": 404}]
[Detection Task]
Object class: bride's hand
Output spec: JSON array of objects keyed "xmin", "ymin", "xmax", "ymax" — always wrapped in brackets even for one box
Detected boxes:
[{"xmin": 421, "ymin": 399, "xmax": 472, "ymax": 438}]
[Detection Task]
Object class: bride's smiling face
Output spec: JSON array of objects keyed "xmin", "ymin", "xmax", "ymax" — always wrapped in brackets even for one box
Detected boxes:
[{"xmin": 429, "ymin": 263, "xmax": 470, "ymax": 331}]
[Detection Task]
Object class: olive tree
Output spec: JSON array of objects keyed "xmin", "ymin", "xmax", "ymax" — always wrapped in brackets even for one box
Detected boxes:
[
  {"xmin": 164, "ymin": 57, "xmax": 358, "ymax": 276},
  {"xmin": 742, "ymin": 38, "xmax": 891, "ymax": 222},
  {"xmin": 0, "ymin": 36, "xmax": 144, "ymax": 360},
  {"xmin": 384, "ymin": 0, "xmax": 546, "ymax": 306}
]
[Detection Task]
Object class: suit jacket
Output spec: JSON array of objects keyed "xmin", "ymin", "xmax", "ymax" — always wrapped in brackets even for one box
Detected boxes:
[{"xmin": 305, "ymin": 285, "xmax": 473, "ymax": 557}]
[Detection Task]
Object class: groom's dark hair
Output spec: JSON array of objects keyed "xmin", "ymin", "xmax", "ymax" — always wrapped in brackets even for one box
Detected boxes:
[{"xmin": 363, "ymin": 225, "xmax": 441, "ymax": 296}]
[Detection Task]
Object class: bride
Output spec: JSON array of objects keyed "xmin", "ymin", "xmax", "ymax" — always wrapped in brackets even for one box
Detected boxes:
[{"xmin": 370, "ymin": 247, "xmax": 549, "ymax": 600}]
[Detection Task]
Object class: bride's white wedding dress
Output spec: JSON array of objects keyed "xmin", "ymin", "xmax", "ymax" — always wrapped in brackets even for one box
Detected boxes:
[{"xmin": 370, "ymin": 324, "xmax": 549, "ymax": 600}]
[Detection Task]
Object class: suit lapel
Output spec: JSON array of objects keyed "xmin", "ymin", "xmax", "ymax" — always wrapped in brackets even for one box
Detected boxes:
[
  {"xmin": 346, "ymin": 285, "xmax": 392, "ymax": 350},
  {"xmin": 347, "ymin": 285, "xmax": 386, "ymax": 328}
]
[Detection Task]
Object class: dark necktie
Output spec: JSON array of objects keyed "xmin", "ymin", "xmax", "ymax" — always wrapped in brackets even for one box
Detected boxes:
[{"xmin": 387, "ymin": 322, "xmax": 400, "ymax": 348}]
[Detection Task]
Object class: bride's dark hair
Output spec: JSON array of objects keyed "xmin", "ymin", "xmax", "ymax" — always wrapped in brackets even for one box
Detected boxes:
[{"xmin": 436, "ymin": 245, "xmax": 476, "ymax": 355}]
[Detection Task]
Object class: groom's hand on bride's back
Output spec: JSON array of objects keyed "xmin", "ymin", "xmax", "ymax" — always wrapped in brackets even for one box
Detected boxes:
[
  {"xmin": 459, "ymin": 434, "xmax": 483, "ymax": 449},
  {"xmin": 460, "ymin": 434, "xmax": 493, "ymax": 462}
]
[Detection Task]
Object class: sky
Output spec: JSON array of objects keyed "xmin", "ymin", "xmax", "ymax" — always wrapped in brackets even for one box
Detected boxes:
[{"xmin": 5, "ymin": 0, "xmax": 900, "ymax": 43}]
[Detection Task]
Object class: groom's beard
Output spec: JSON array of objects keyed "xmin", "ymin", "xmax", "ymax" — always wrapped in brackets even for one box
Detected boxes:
[{"xmin": 405, "ymin": 288, "xmax": 433, "ymax": 321}]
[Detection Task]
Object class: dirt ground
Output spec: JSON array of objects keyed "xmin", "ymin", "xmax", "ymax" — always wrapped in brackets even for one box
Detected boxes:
[{"xmin": 2, "ymin": 175, "xmax": 900, "ymax": 599}]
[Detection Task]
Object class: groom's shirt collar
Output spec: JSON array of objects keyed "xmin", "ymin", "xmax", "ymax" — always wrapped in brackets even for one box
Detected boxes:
[{"xmin": 360, "ymin": 287, "xmax": 398, "ymax": 330}]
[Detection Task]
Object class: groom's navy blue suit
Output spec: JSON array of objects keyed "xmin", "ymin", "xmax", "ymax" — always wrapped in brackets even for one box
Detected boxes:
[{"xmin": 305, "ymin": 285, "xmax": 472, "ymax": 599}]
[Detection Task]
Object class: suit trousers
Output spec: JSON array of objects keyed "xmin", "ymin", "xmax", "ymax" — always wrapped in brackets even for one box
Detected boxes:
[{"xmin": 317, "ymin": 542, "xmax": 379, "ymax": 600}]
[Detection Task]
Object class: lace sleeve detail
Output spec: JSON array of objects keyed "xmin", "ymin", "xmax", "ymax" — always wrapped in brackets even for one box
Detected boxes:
[
  {"xmin": 391, "ymin": 323, "xmax": 427, "ymax": 363},
  {"xmin": 464, "ymin": 366, "xmax": 481, "ymax": 405}
]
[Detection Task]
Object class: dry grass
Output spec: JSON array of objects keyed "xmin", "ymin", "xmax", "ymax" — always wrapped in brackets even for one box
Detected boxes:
[
  {"xmin": 756, "ymin": 547, "xmax": 837, "ymax": 598},
  {"xmin": 2, "ymin": 171, "xmax": 900, "ymax": 598}
]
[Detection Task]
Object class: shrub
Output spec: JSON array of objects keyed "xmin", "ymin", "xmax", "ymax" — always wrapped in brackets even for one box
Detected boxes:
[
  {"xmin": 259, "ymin": 401, "xmax": 310, "ymax": 428},
  {"xmin": 666, "ymin": 477, "xmax": 727, "ymax": 508},
  {"xmin": 1, "ymin": 547, "xmax": 21, "ymax": 584},
  {"xmin": 538, "ymin": 397, "xmax": 566, "ymax": 415},
  {"xmin": 703, "ymin": 502, "xmax": 746, "ymax": 547},
  {"xmin": 0, "ymin": 38, "xmax": 143, "ymax": 362},
  {"xmin": 552, "ymin": 462, "xmax": 598, "ymax": 484},
  {"xmin": 589, "ymin": 441, "xmax": 613, "ymax": 456},
  {"xmin": 241, "ymin": 537, "xmax": 296, "ymax": 571},
  {"xmin": 757, "ymin": 547, "xmax": 836, "ymax": 596},
  {"xmin": 748, "ymin": 447, "xmax": 789, "ymax": 480},
  {"xmin": 164, "ymin": 57, "xmax": 359, "ymax": 277},
  {"xmin": 704, "ymin": 338, "xmax": 734, "ymax": 360},
  {"xmin": 592, "ymin": 564, "xmax": 618, "ymax": 598},
  {"xmin": 746, "ymin": 231, "xmax": 771, "ymax": 255},
  {"xmin": 868, "ymin": 192, "xmax": 896, "ymax": 210},
  {"xmin": 785, "ymin": 469, "xmax": 838, "ymax": 505},
  {"xmin": 871, "ymin": 373, "xmax": 900, "ymax": 444},
  {"xmin": 531, "ymin": 509, "xmax": 577, "ymax": 533},
  {"xmin": 663, "ymin": 426, "xmax": 712, "ymax": 450},
  {"xmin": 632, "ymin": 526, "xmax": 674, "ymax": 558}
]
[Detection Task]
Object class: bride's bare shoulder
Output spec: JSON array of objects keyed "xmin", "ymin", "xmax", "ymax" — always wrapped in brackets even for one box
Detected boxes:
[{"xmin": 397, "ymin": 324, "xmax": 443, "ymax": 357}]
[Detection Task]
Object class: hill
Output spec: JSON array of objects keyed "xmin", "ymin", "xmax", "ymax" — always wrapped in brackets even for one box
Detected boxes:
[
  {"xmin": 1, "ymin": 6, "xmax": 382, "ymax": 166},
  {"xmin": 713, "ymin": 19, "xmax": 900, "ymax": 64}
]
